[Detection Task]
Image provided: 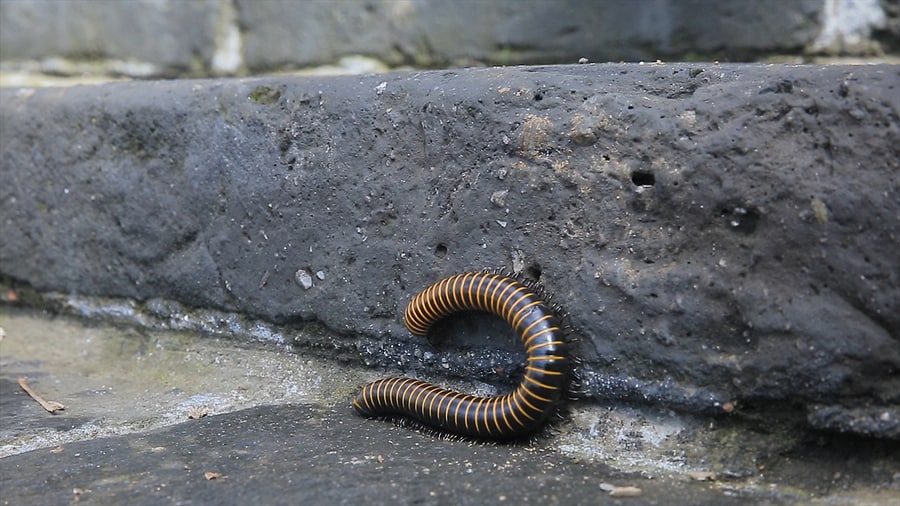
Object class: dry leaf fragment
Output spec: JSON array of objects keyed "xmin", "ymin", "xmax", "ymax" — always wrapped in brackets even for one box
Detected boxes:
[
  {"xmin": 600, "ymin": 483, "xmax": 643, "ymax": 497},
  {"xmin": 608, "ymin": 486, "xmax": 643, "ymax": 497},
  {"xmin": 204, "ymin": 471, "xmax": 222, "ymax": 480},
  {"xmin": 18, "ymin": 377, "xmax": 65, "ymax": 413},
  {"xmin": 688, "ymin": 471, "xmax": 717, "ymax": 481}
]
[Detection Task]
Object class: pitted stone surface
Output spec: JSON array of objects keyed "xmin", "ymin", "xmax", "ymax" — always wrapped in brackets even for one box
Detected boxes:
[{"xmin": 1, "ymin": 64, "xmax": 898, "ymax": 437}]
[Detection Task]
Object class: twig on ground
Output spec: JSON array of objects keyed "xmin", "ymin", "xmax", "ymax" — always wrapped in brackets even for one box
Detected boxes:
[{"xmin": 17, "ymin": 377, "xmax": 65, "ymax": 414}]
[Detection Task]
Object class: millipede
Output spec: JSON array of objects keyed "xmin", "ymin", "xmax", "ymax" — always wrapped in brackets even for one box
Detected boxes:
[{"xmin": 353, "ymin": 271, "xmax": 569, "ymax": 439}]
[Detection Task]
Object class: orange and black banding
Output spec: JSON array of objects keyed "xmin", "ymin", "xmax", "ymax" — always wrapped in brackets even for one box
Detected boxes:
[{"xmin": 353, "ymin": 272, "xmax": 569, "ymax": 438}]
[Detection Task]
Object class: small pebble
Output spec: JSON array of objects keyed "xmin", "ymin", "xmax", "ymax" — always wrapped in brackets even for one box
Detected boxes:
[
  {"xmin": 295, "ymin": 269, "xmax": 313, "ymax": 289},
  {"xmin": 490, "ymin": 190, "xmax": 508, "ymax": 207}
]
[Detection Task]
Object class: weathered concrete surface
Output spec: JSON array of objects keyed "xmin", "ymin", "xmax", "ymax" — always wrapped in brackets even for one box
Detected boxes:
[
  {"xmin": 3, "ymin": 0, "xmax": 897, "ymax": 80},
  {"xmin": 0, "ymin": 405, "xmax": 813, "ymax": 506},
  {"xmin": 237, "ymin": 0, "xmax": 825, "ymax": 69},
  {"xmin": 0, "ymin": 0, "xmax": 220, "ymax": 74},
  {"xmin": 1, "ymin": 64, "xmax": 898, "ymax": 438},
  {"xmin": 0, "ymin": 308, "xmax": 355, "ymax": 460},
  {"xmin": 3, "ymin": 310, "xmax": 899, "ymax": 506},
  {"xmin": 4, "ymin": 404, "xmax": 897, "ymax": 506}
]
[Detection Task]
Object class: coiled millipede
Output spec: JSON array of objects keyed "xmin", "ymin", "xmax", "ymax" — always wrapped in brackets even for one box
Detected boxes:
[{"xmin": 353, "ymin": 272, "xmax": 569, "ymax": 438}]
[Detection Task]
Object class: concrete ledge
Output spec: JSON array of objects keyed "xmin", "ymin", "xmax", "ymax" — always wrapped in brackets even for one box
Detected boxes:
[
  {"xmin": 4, "ymin": 0, "xmax": 880, "ymax": 77},
  {"xmin": 2, "ymin": 63, "xmax": 898, "ymax": 438}
]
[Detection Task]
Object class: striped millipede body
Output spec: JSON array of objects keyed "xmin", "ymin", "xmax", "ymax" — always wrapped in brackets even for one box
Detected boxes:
[{"xmin": 353, "ymin": 272, "xmax": 569, "ymax": 438}]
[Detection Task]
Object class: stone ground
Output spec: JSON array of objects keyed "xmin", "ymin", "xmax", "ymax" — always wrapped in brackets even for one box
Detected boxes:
[
  {"xmin": 1, "ymin": 61, "xmax": 898, "ymax": 504},
  {"xmin": 2, "ymin": 308, "xmax": 898, "ymax": 505},
  {"xmin": 2, "ymin": 63, "xmax": 898, "ymax": 440}
]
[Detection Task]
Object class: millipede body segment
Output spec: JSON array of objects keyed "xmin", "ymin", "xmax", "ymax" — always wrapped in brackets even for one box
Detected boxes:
[{"xmin": 353, "ymin": 272, "xmax": 569, "ymax": 438}]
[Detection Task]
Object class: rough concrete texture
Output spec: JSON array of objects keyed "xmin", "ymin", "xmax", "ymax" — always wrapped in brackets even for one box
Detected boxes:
[
  {"xmin": 3, "ymin": 311, "xmax": 898, "ymax": 505},
  {"xmin": 2, "ymin": 0, "xmax": 896, "ymax": 78},
  {"xmin": 0, "ymin": 309, "xmax": 353, "ymax": 460},
  {"xmin": 6, "ymin": 404, "xmax": 896, "ymax": 506},
  {"xmin": 0, "ymin": 0, "xmax": 219, "ymax": 73},
  {"xmin": 237, "ymin": 0, "xmax": 825, "ymax": 68},
  {"xmin": 1, "ymin": 64, "xmax": 898, "ymax": 440}
]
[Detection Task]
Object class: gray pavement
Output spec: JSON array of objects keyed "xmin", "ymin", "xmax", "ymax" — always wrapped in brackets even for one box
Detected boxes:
[{"xmin": 2, "ymin": 308, "xmax": 898, "ymax": 505}]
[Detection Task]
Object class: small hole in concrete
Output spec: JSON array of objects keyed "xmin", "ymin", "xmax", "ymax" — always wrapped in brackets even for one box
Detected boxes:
[
  {"xmin": 525, "ymin": 264, "xmax": 542, "ymax": 282},
  {"xmin": 632, "ymin": 171, "xmax": 655, "ymax": 186}
]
